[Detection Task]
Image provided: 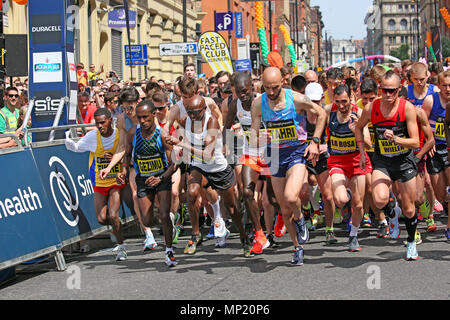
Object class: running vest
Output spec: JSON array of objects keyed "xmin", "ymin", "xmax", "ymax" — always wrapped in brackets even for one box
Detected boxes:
[
  {"xmin": 371, "ymin": 98, "xmax": 411, "ymax": 158},
  {"xmin": 327, "ymin": 104, "xmax": 359, "ymax": 155},
  {"xmin": 428, "ymin": 92, "xmax": 446, "ymax": 145},
  {"xmin": 407, "ymin": 84, "xmax": 435, "ymax": 107},
  {"xmin": 185, "ymin": 111, "xmax": 228, "ymax": 173},
  {"xmin": 236, "ymin": 98, "xmax": 265, "ymax": 156},
  {"xmin": 132, "ymin": 125, "xmax": 168, "ymax": 177},
  {"xmin": 88, "ymin": 129, "xmax": 121, "ymax": 188},
  {"xmin": 261, "ymin": 89, "xmax": 307, "ymax": 149},
  {"xmin": 0, "ymin": 107, "xmax": 18, "ymax": 134}
]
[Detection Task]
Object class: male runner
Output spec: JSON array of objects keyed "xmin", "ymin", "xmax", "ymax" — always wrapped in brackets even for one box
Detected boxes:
[
  {"xmin": 250, "ymin": 67, "xmax": 327, "ymax": 265},
  {"xmin": 223, "ymin": 72, "xmax": 272, "ymax": 254},
  {"xmin": 356, "ymin": 71, "xmax": 420, "ymax": 260},
  {"xmin": 99, "ymin": 87, "xmax": 157, "ymax": 252},
  {"xmin": 124, "ymin": 100, "xmax": 178, "ymax": 266},
  {"xmin": 324, "ymin": 68, "xmax": 344, "ymax": 105},
  {"xmin": 422, "ymin": 70, "xmax": 450, "ymax": 240},
  {"xmin": 65, "ymin": 108, "xmax": 127, "ymax": 261},
  {"xmin": 166, "ymin": 95, "xmax": 253, "ymax": 257},
  {"xmin": 325, "ymin": 84, "xmax": 372, "ymax": 251}
]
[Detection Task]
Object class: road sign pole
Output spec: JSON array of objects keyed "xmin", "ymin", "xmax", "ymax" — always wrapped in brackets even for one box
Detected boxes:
[{"xmin": 183, "ymin": 0, "xmax": 188, "ymax": 67}]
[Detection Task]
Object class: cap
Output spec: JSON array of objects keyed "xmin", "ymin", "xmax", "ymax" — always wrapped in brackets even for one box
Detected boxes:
[{"xmin": 305, "ymin": 82, "xmax": 324, "ymax": 101}]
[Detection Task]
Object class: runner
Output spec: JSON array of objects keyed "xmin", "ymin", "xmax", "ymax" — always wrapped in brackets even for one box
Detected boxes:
[
  {"xmin": 250, "ymin": 67, "xmax": 327, "ymax": 265},
  {"xmin": 166, "ymin": 95, "xmax": 253, "ymax": 257},
  {"xmin": 99, "ymin": 86, "xmax": 158, "ymax": 252},
  {"xmin": 422, "ymin": 70, "xmax": 450, "ymax": 240},
  {"xmin": 65, "ymin": 108, "xmax": 127, "ymax": 261},
  {"xmin": 324, "ymin": 68, "xmax": 344, "ymax": 105},
  {"xmin": 325, "ymin": 84, "xmax": 372, "ymax": 251},
  {"xmin": 356, "ymin": 70, "xmax": 421, "ymax": 260},
  {"xmin": 125, "ymin": 100, "xmax": 179, "ymax": 267},
  {"xmin": 223, "ymin": 72, "xmax": 271, "ymax": 254},
  {"xmin": 303, "ymin": 82, "xmax": 337, "ymax": 245}
]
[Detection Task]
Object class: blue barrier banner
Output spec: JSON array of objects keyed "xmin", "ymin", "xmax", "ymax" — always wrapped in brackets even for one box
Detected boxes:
[
  {"xmin": 31, "ymin": 144, "xmax": 136, "ymax": 243},
  {"xmin": 0, "ymin": 149, "xmax": 61, "ymax": 265}
]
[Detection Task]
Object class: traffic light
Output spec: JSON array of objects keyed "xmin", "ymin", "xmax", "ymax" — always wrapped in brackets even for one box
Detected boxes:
[{"xmin": 440, "ymin": 7, "xmax": 450, "ymax": 29}]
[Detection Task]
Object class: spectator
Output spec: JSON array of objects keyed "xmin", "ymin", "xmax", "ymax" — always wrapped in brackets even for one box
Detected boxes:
[
  {"xmin": 212, "ymin": 71, "xmax": 232, "ymax": 105},
  {"xmin": 77, "ymin": 63, "xmax": 88, "ymax": 87},
  {"xmin": 0, "ymin": 87, "xmax": 21, "ymax": 148},
  {"xmin": 280, "ymin": 65, "xmax": 293, "ymax": 87},
  {"xmin": 305, "ymin": 70, "xmax": 319, "ymax": 84},
  {"xmin": 197, "ymin": 78, "xmax": 208, "ymax": 97},
  {"xmin": 88, "ymin": 63, "xmax": 104, "ymax": 86},
  {"xmin": 16, "ymin": 105, "xmax": 32, "ymax": 146},
  {"xmin": 77, "ymin": 92, "xmax": 96, "ymax": 132},
  {"xmin": 184, "ymin": 63, "xmax": 197, "ymax": 79},
  {"xmin": 104, "ymin": 92, "xmax": 121, "ymax": 125}
]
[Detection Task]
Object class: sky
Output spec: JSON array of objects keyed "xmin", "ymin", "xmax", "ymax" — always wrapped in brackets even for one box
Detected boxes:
[{"xmin": 310, "ymin": 0, "xmax": 373, "ymax": 40}]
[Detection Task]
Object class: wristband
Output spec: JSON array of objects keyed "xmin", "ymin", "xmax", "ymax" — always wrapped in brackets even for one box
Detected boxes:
[
  {"xmin": 121, "ymin": 164, "xmax": 129, "ymax": 168},
  {"xmin": 357, "ymin": 140, "xmax": 364, "ymax": 144}
]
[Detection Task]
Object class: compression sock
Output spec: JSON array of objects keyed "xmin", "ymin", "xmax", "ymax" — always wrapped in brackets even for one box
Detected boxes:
[
  {"xmin": 211, "ymin": 199, "xmax": 222, "ymax": 221},
  {"xmin": 404, "ymin": 215, "xmax": 418, "ymax": 243}
]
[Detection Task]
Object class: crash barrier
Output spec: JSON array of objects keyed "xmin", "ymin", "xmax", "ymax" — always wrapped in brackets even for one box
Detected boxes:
[{"xmin": 0, "ymin": 124, "xmax": 137, "ymax": 272}]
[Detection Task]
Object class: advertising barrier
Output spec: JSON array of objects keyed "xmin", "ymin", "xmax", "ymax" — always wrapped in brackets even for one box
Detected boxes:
[{"xmin": 0, "ymin": 140, "xmax": 137, "ymax": 271}]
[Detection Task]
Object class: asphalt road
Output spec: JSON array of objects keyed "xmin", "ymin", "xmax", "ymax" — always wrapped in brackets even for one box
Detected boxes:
[{"xmin": 1, "ymin": 216, "xmax": 449, "ymax": 302}]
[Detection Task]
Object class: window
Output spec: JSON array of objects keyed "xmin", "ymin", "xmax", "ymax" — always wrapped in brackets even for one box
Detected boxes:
[
  {"xmin": 400, "ymin": 19, "xmax": 408, "ymax": 31},
  {"xmin": 389, "ymin": 36, "xmax": 397, "ymax": 44},
  {"xmin": 413, "ymin": 19, "xmax": 419, "ymax": 31},
  {"xmin": 388, "ymin": 19, "xmax": 396, "ymax": 31},
  {"xmin": 398, "ymin": 4, "xmax": 403, "ymax": 11},
  {"xmin": 401, "ymin": 35, "xmax": 409, "ymax": 43}
]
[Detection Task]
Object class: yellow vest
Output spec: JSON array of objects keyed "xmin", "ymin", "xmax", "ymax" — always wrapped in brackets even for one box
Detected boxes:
[
  {"xmin": 0, "ymin": 107, "xmax": 18, "ymax": 134},
  {"xmin": 88, "ymin": 129, "xmax": 121, "ymax": 188}
]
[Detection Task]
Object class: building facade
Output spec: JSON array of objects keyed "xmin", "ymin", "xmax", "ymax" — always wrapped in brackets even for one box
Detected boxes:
[{"xmin": 419, "ymin": 0, "xmax": 449, "ymax": 60}]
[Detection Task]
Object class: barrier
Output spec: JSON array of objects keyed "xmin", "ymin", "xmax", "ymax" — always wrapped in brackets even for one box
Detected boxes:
[{"xmin": 0, "ymin": 126, "xmax": 138, "ymax": 271}]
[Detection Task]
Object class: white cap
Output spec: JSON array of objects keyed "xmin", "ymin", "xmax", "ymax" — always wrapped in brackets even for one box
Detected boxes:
[{"xmin": 305, "ymin": 82, "xmax": 324, "ymax": 101}]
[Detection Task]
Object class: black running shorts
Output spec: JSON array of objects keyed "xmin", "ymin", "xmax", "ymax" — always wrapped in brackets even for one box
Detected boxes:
[
  {"xmin": 426, "ymin": 145, "xmax": 450, "ymax": 175},
  {"xmin": 306, "ymin": 153, "xmax": 329, "ymax": 176},
  {"xmin": 135, "ymin": 174, "xmax": 173, "ymax": 198},
  {"xmin": 372, "ymin": 153, "xmax": 417, "ymax": 183},
  {"xmin": 189, "ymin": 165, "xmax": 236, "ymax": 191}
]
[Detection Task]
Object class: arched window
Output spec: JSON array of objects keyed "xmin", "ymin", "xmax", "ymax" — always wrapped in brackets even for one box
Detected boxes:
[
  {"xmin": 388, "ymin": 19, "xmax": 396, "ymax": 31},
  {"xmin": 400, "ymin": 19, "xmax": 408, "ymax": 31},
  {"xmin": 413, "ymin": 19, "xmax": 419, "ymax": 31}
]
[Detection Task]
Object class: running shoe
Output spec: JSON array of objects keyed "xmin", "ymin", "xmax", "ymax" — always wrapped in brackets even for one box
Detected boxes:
[
  {"xmin": 206, "ymin": 224, "xmax": 215, "ymax": 240},
  {"xmin": 348, "ymin": 236, "xmax": 361, "ymax": 252},
  {"xmin": 215, "ymin": 229, "xmax": 230, "ymax": 248},
  {"xmin": 362, "ymin": 213, "xmax": 372, "ymax": 227},
  {"xmin": 143, "ymin": 235, "xmax": 158, "ymax": 252},
  {"xmin": 426, "ymin": 217, "xmax": 437, "ymax": 232},
  {"xmin": 311, "ymin": 213, "xmax": 322, "ymax": 230},
  {"xmin": 419, "ymin": 200, "xmax": 431, "ymax": 219},
  {"xmin": 433, "ymin": 200, "xmax": 443, "ymax": 213},
  {"xmin": 115, "ymin": 247, "xmax": 127, "ymax": 261},
  {"xmin": 403, "ymin": 230, "xmax": 422, "ymax": 246},
  {"xmin": 267, "ymin": 234, "xmax": 279, "ymax": 248},
  {"xmin": 291, "ymin": 246, "xmax": 304, "ymax": 266},
  {"xmin": 377, "ymin": 223, "xmax": 389, "ymax": 238},
  {"xmin": 184, "ymin": 234, "xmax": 202, "ymax": 255},
  {"xmin": 325, "ymin": 230, "xmax": 338, "ymax": 245},
  {"xmin": 241, "ymin": 237, "xmax": 254, "ymax": 258},
  {"xmin": 214, "ymin": 218, "xmax": 228, "ymax": 239},
  {"xmin": 389, "ymin": 206, "xmax": 401, "ymax": 240},
  {"xmin": 274, "ymin": 213, "xmax": 287, "ymax": 237},
  {"xmin": 445, "ymin": 228, "xmax": 450, "ymax": 242},
  {"xmin": 249, "ymin": 233, "xmax": 270, "ymax": 254},
  {"xmin": 406, "ymin": 241, "xmax": 419, "ymax": 261},
  {"xmin": 294, "ymin": 217, "xmax": 309, "ymax": 245},
  {"xmin": 334, "ymin": 208, "xmax": 343, "ymax": 224},
  {"xmin": 172, "ymin": 225, "xmax": 182, "ymax": 244},
  {"xmin": 165, "ymin": 251, "xmax": 177, "ymax": 267}
]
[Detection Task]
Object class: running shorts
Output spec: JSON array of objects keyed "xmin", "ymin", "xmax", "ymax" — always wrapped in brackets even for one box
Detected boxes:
[
  {"xmin": 372, "ymin": 153, "xmax": 417, "ymax": 183},
  {"xmin": 307, "ymin": 152, "xmax": 329, "ymax": 176},
  {"xmin": 93, "ymin": 184, "xmax": 126, "ymax": 196},
  {"xmin": 265, "ymin": 143, "xmax": 307, "ymax": 178},
  {"xmin": 426, "ymin": 145, "xmax": 450, "ymax": 175},
  {"xmin": 189, "ymin": 165, "xmax": 236, "ymax": 191},
  {"xmin": 135, "ymin": 174, "xmax": 173, "ymax": 198},
  {"xmin": 327, "ymin": 152, "xmax": 372, "ymax": 179}
]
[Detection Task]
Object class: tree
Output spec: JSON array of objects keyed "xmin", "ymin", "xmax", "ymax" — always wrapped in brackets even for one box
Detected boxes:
[{"xmin": 390, "ymin": 44, "xmax": 410, "ymax": 61}]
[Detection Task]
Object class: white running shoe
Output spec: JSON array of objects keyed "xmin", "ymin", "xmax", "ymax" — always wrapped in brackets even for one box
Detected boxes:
[
  {"xmin": 214, "ymin": 218, "xmax": 228, "ymax": 238},
  {"xmin": 115, "ymin": 247, "xmax": 127, "ymax": 261},
  {"xmin": 215, "ymin": 229, "xmax": 230, "ymax": 248}
]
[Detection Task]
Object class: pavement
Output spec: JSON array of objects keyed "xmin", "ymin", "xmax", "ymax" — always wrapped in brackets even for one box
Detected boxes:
[{"xmin": 0, "ymin": 215, "xmax": 449, "ymax": 301}]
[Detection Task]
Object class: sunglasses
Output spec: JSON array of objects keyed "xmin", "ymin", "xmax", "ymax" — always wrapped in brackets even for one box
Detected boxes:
[
  {"xmin": 187, "ymin": 107, "xmax": 205, "ymax": 116},
  {"xmin": 7, "ymin": 94, "xmax": 19, "ymax": 98},
  {"xmin": 154, "ymin": 106, "xmax": 166, "ymax": 111},
  {"xmin": 98, "ymin": 94, "xmax": 105, "ymax": 97},
  {"xmin": 122, "ymin": 106, "xmax": 134, "ymax": 111},
  {"xmin": 111, "ymin": 89, "xmax": 120, "ymax": 92},
  {"xmin": 112, "ymin": 100, "xmax": 119, "ymax": 104},
  {"xmin": 381, "ymin": 87, "xmax": 399, "ymax": 94}
]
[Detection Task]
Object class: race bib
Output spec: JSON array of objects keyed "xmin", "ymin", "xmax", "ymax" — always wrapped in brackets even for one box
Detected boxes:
[
  {"xmin": 378, "ymin": 139, "xmax": 408, "ymax": 155},
  {"xmin": 96, "ymin": 157, "xmax": 121, "ymax": 179},
  {"xmin": 266, "ymin": 119, "xmax": 298, "ymax": 144},
  {"xmin": 329, "ymin": 136, "xmax": 357, "ymax": 153},
  {"xmin": 137, "ymin": 154, "xmax": 164, "ymax": 176},
  {"xmin": 434, "ymin": 120, "xmax": 445, "ymax": 140}
]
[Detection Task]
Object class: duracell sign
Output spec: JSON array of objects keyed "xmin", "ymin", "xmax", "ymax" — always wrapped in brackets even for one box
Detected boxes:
[{"xmin": 31, "ymin": 14, "xmax": 62, "ymax": 44}]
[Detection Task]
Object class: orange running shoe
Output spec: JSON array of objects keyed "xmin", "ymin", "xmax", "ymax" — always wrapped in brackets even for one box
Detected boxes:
[
  {"xmin": 274, "ymin": 214, "xmax": 287, "ymax": 237},
  {"xmin": 250, "ymin": 233, "xmax": 270, "ymax": 254}
]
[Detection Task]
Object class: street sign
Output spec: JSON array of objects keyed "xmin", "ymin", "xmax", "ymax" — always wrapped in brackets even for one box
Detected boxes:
[
  {"xmin": 250, "ymin": 42, "xmax": 261, "ymax": 71},
  {"xmin": 235, "ymin": 59, "xmax": 252, "ymax": 72},
  {"xmin": 159, "ymin": 42, "xmax": 198, "ymax": 56},
  {"xmin": 235, "ymin": 12, "xmax": 243, "ymax": 38},
  {"xmin": 237, "ymin": 38, "xmax": 248, "ymax": 60},
  {"xmin": 125, "ymin": 44, "xmax": 148, "ymax": 66},
  {"xmin": 215, "ymin": 12, "xmax": 234, "ymax": 31},
  {"xmin": 108, "ymin": 8, "xmax": 137, "ymax": 28}
]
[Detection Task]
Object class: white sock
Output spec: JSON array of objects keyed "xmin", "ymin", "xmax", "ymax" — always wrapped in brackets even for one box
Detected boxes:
[
  {"xmin": 309, "ymin": 185, "xmax": 320, "ymax": 211},
  {"xmin": 145, "ymin": 228, "xmax": 154, "ymax": 239},
  {"xmin": 165, "ymin": 247, "xmax": 173, "ymax": 253},
  {"xmin": 211, "ymin": 199, "xmax": 222, "ymax": 221},
  {"xmin": 117, "ymin": 244, "xmax": 125, "ymax": 250},
  {"xmin": 350, "ymin": 224, "xmax": 359, "ymax": 237}
]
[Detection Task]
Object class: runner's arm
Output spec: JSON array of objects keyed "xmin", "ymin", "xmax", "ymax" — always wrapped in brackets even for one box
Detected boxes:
[
  {"xmin": 64, "ymin": 129, "xmax": 97, "ymax": 153},
  {"xmin": 99, "ymin": 116, "xmax": 127, "ymax": 178},
  {"xmin": 205, "ymin": 97, "xmax": 223, "ymax": 127},
  {"xmin": 355, "ymin": 103, "xmax": 372, "ymax": 154},
  {"xmin": 249, "ymin": 96, "xmax": 264, "ymax": 150},
  {"xmin": 395, "ymin": 102, "xmax": 420, "ymax": 149},
  {"xmin": 415, "ymin": 107, "xmax": 435, "ymax": 159}
]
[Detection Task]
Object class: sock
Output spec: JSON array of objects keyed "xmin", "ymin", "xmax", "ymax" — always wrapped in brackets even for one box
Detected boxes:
[
  {"xmin": 117, "ymin": 244, "xmax": 125, "ymax": 250},
  {"xmin": 380, "ymin": 219, "xmax": 388, "ymax": 226},
  {"xmin": 405, "ymin": 215, "xmax": 418, "ymax": 243},
  {"xmin": 211, "ymin": 199, "xmax": 222, "ymax": 221},
  {"xmin": 165, "ymin": 247, "xmax": 173, "ymax": 253},
  {"xmin": 350, "ymin": 224, "xmax": 359, "ymax": 237},
  {"xmin": 309, "ymin": 185, "xmax": 320, "ymax": 211},
  {"xmin": 145, "ymin": 228, "xmax": 154, "ymax": 239}
]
